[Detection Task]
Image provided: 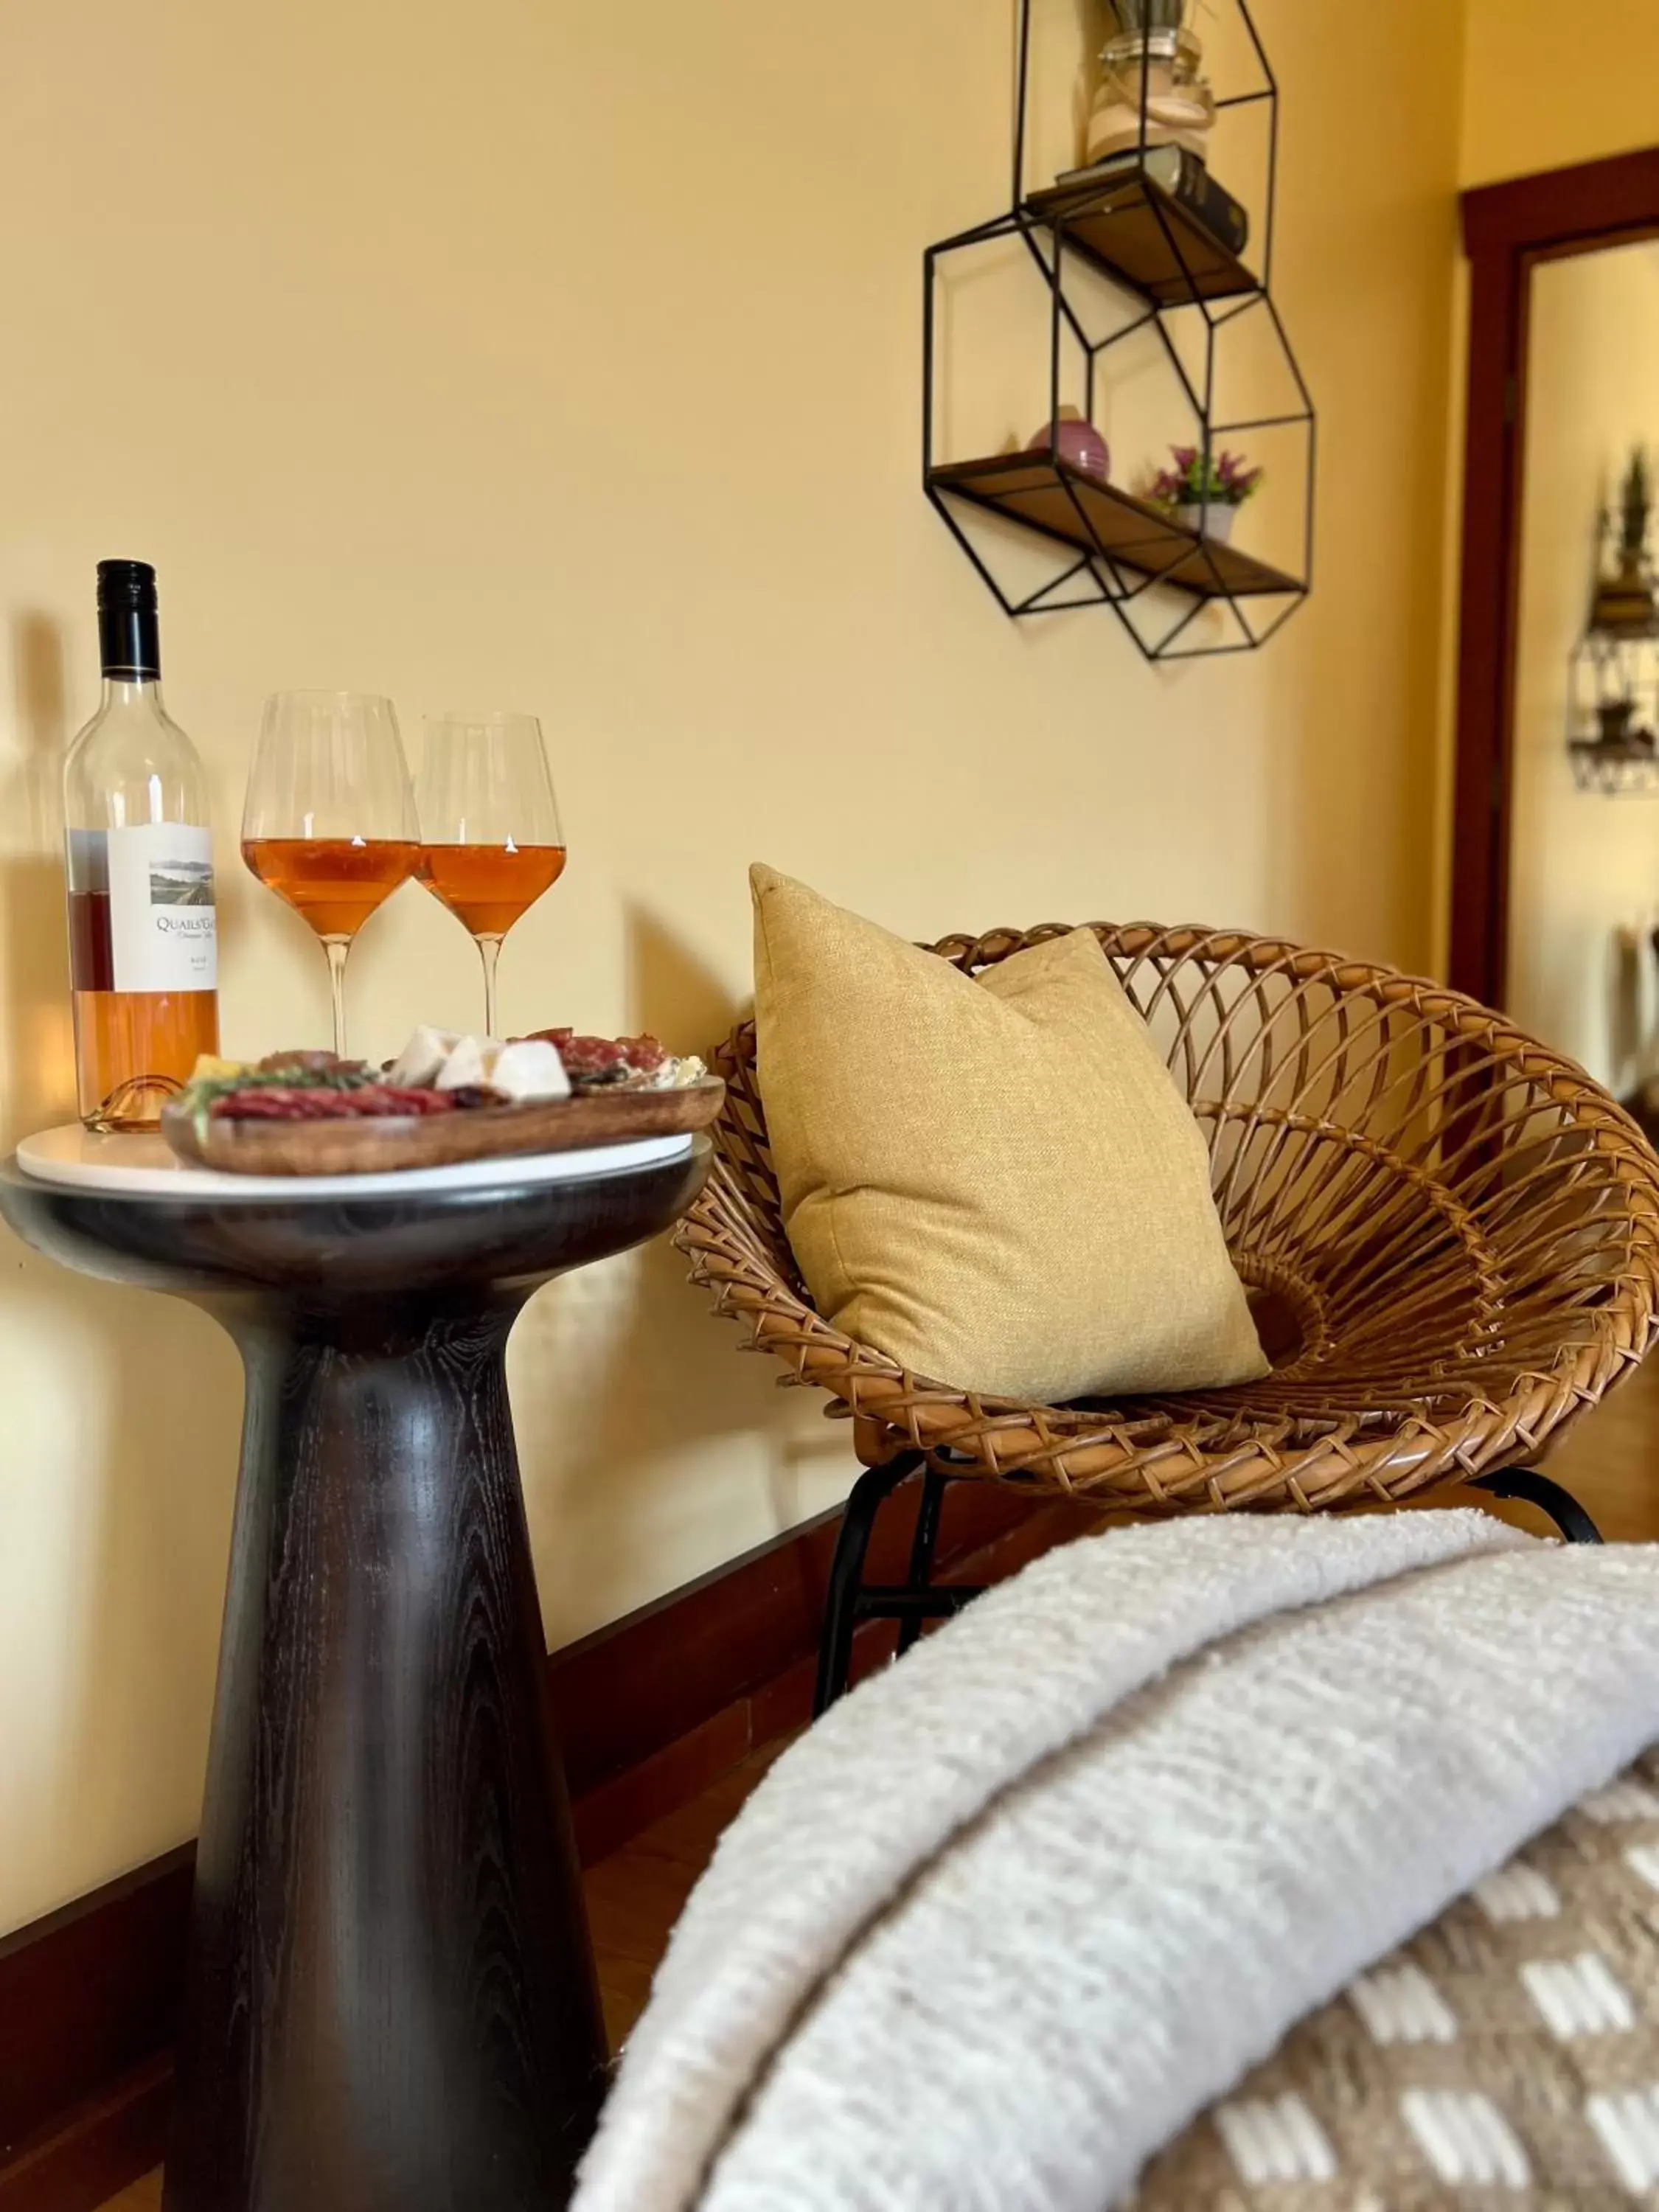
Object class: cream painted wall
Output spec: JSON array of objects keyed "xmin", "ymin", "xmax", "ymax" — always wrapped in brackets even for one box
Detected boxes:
[
  {"xmin": 1462, "ymin": 0, "xmax": 1659, "ymax": 188},
  {"xmin": 0, "ymin": 0, "xmax": 1464, "ymax": 1934},
  {"xmin": 1506, "ymin": 244, "xmax": 1659, "ymax": 1092}
]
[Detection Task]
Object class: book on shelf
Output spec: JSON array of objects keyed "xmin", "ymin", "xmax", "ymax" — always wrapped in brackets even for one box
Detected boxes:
[{"xmin": 1038, "ymin": 145, "xmax": 1249, "ymax": 260}]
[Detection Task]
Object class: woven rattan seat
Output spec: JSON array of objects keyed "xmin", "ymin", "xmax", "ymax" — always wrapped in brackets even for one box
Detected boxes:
[{"xmin": 678, "ymin": 922, "xmax": 1659, "ymax": 1524}]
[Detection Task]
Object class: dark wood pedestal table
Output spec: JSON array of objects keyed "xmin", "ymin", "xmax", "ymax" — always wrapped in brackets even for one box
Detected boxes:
[{"xmin": 0, "ymin": 1123, "xmax": 712, "ymax": 2212}]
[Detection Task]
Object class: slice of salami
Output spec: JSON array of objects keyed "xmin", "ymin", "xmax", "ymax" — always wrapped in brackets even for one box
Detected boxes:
[{"xmin": 526, "ymin": 1029, "xmax": 669, "ymax": 1085}]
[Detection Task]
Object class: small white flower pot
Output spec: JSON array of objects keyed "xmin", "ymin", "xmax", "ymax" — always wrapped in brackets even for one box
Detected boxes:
[{"xmin": 1175, "ymin": 502, "xmax": 1237, "ymax": 543}]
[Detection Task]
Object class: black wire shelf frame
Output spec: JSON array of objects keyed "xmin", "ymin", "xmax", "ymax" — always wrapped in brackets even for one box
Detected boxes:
[
  {"xmin": 1566, "ymin": 626, "xmax": 1659, "ymax": 795},
  {"xmin": 922, "ymin": 0, "xmax": 1316, "ymax": 663}
]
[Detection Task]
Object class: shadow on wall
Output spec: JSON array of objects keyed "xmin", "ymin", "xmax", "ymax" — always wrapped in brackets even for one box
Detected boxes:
[
  {"xmin": 509, "ymin": 902, "xmax": 855, "ymax": 1643},
  {"xmin": 628, "ymin": 900, "xmax": 746, "ymax": 1056},
  {"xmin": 2, "ymin": 613, "xmax": 77, "ymax": 1149}
]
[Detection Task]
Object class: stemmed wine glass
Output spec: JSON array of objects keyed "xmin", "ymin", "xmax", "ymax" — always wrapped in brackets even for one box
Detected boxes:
[
  {"xmin": 415, "ymin": 712, "xmax": 566, "ymax": 1036},
  {"xmin": 242, "ymin": 691, "xmax": 421, "ymax": 1057}
]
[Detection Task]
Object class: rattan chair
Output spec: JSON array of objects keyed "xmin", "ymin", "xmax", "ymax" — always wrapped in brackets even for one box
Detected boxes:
[{"xmin": 675, "ymin": 922, "xmax": 1659, "ymax": 1710}]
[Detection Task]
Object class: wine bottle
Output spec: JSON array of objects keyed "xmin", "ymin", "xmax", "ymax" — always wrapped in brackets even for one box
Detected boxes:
[{"xmin": 63, "ymin": 560, "xmax": 220, "ymax": 1130}]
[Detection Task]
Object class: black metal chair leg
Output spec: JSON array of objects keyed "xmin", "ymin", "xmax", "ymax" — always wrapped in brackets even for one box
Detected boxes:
[
  {"xmin": 896, "ymin": 1468, "xmax": 949, "ymax": 1658},
  {"xmin": 1471, "ymin": 1467, "xmax": 1604, "ymax": 1545},
  {"xmin": 814, "ymin": 1453, "xmax": 924, "ymax": 1717}
]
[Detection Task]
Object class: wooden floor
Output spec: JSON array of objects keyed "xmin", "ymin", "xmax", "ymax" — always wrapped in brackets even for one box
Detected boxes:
[{"xmin": 94, "ymin": 1360, "xmax": 1659, "ymax": 2212}]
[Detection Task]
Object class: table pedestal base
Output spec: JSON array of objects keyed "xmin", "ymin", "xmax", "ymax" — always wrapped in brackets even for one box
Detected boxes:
[{"xmin": 162, "ymin": 1295, "xmax": 606, "ymax": 2212}]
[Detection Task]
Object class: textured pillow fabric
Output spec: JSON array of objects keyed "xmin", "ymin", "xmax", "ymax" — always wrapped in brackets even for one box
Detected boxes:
[{"xmin": 751, "ymin": 864, "xmax": 1267, "ymax": 1402}]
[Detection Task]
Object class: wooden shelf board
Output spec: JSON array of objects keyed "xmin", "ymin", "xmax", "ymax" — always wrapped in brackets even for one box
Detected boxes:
[
  {"xmin": 1023, "ymin": 173, "xmax": 1258, "ymax": 306},
  {"xmin": 928, "ymin": 453, "xmax": 1303, "ymax": 600},
  {"xmin": 1568, "ymin": 740, "xmax": 1659, "ymax": 794}
]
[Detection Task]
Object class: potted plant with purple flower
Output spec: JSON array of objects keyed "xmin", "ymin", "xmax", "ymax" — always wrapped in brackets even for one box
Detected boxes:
[{"xmin": 1149, "ymin": 444, "xmax": 1264, "ymax": 543}]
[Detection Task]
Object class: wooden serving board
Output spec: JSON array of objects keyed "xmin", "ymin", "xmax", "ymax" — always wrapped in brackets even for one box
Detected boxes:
[{"xmin": 160, "ymin": 1078, "xmax": 725, "ymax": 1178}]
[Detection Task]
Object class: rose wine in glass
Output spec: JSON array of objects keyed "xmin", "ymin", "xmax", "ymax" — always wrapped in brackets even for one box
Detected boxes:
[
  {"xmin": 242, "ymin": 692, "xmax": 420, "ymax": 1056},
  {"xmin": 415, "ymin": 712, "xmax": 565, "ymax": 1035}
]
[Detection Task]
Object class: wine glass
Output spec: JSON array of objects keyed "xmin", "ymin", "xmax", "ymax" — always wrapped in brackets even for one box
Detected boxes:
[
  {"xmin": 242, "ymin": 691, "xmax": 420, "ymax": 1057},
  {"xmin": 415, "ymin": 712, "xmax": 566, "ymax": 1036}
]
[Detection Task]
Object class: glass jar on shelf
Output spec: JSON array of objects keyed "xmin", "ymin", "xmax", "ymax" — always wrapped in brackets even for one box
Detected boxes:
[{"xmin": 1084, "ymin": 3, "xmax": 1215, "ymax": 167}]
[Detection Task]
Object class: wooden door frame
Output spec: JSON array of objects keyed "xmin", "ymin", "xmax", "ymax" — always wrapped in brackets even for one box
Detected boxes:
[{"xmin": 1450, "ymin": 146, "xmax": 1659, "ymax": 1007}]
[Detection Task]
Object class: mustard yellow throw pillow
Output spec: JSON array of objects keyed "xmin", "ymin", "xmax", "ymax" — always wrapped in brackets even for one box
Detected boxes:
[{"xmin": 752, "ymin": 866, "xmax": 1267, "ymax": 1402}]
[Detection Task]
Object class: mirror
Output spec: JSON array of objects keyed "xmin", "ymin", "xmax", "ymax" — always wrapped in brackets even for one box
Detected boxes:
[{"xmin": 1507, "ymin": 239, "xmax": 1659, "ymax": 1135}]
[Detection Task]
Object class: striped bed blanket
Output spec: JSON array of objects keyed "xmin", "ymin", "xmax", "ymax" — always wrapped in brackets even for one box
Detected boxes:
[{"xmin": 573, "ymin": 1511, "xmax": 1659, "ymax": 2210}]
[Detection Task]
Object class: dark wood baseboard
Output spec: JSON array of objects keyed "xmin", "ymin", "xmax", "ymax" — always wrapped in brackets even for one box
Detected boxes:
[
  {"xmin": 0, "ymin": 2059, "xmax": 173, "ymax": 2212},
  {"xmin": 0, "ymin": 1473, "xmax": 1099, "ymax": 2212},
  {"xmin": 0, "ymin": 1853, "xmax": 193, "ymax": 2202}
]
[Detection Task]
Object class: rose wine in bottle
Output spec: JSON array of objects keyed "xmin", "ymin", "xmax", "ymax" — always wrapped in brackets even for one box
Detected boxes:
[{"xmin": 63, "ymin": 560, "xmax": 220, "ymax": 1130}]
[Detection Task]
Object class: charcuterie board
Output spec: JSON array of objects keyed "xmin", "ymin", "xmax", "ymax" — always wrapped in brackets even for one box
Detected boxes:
[{"xmin": 161, "ymin": 1075, "xmax": 725, "ymax": 1177}]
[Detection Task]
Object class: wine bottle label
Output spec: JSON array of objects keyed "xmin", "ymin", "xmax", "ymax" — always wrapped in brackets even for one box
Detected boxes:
[{"xmin": 66, "ymin": 824, "xmax": 218, "ymax": 994}]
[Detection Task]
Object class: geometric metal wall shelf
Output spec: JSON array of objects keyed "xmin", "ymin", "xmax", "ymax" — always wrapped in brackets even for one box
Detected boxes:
[
  {"xmin": 1566, "ymin": 457, "xmax": 1659, "ymax": 794},
  {"xmin": 1568, "ymin": 630, "xmax": 1659, "ymax": 796},
  {"xmin": 923, "ymin": 0, "xmax": 1316, "ymax": 661}
]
